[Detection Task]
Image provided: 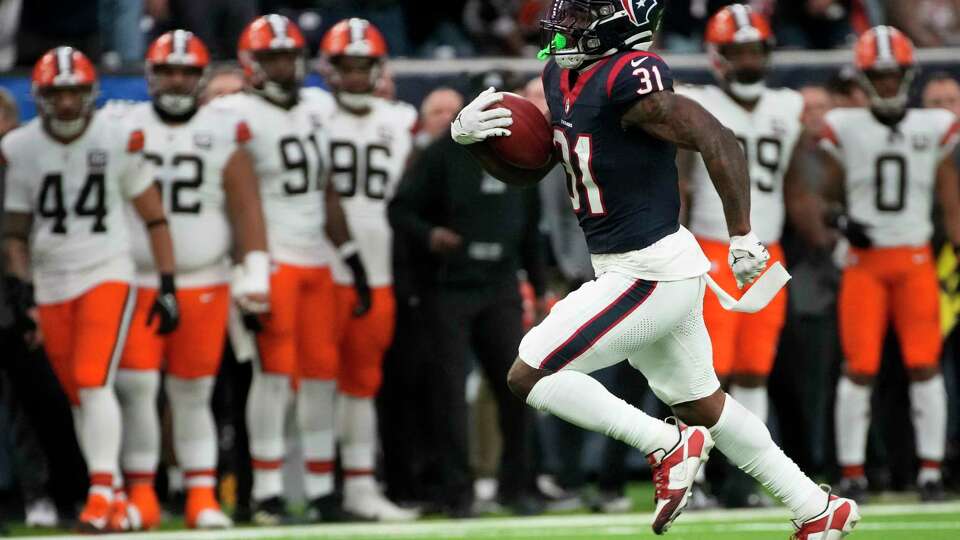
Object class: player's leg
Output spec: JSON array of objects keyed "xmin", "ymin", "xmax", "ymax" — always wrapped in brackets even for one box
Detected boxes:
[
  {"xmin": 835, "ymin": 258, "xmax": 888, "ymax": 501},
  {"xmin": 166, "ymin": 284, "xmax": 233, "ymax": 528},
  {"xmin": 891, "ymin": 249, "xmax": 947, "ymax": 500},
  {"xmin": 296, "ymin": 267, "xmax": 340, "ymax": 520},
  {"xmin": 116, "ymin": 287, "xmax": 163, "ymax": 530},
  {"xmin": 248, "ymin": 264, "xmax": 297, "ymax": 521}
]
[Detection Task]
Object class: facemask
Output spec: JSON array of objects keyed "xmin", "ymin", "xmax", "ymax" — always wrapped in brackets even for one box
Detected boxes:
[
  {"xmin": 48, "ymin": 117, "xmax": 88, "ymax": 138},
  {"xmin": 156, "ymin": 93, "xmax": 196, "ymax": 116}
]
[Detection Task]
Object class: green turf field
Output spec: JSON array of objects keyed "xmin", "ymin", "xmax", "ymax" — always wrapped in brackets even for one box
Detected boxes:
[{"xmin": 9, "ymin": 502, "xmax": 960, "ymax": 540}]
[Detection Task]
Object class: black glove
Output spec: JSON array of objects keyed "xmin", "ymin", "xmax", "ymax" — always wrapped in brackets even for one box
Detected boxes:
[
  {"xmin": 242, "ymin": 312, "xmax": 263, "ymax": 333},
  {"xmin": 148, "ymin": 273, "xmax": 180, "ymax": 335},
  {"xmin": 344, "ymin": 253, "xmax": 372, "ymax": 317},
  {"xmin": 828, "ymin": 212, "xmax": 873, "ymax": 249},
  {"xmin": 4, "ymin": 276, "xmax": 36, "ymax": 334}
]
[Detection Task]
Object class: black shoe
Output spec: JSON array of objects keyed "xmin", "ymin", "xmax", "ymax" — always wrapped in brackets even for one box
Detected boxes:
[
  {"xmin": 306, "ymin": 494, "xmax": 360, "ymax": 523},
  {"xmin": 252, "ymin": 496, "xmax": 290, "ymax": 526},
  {"xmin": 919, "ymin": 479, "xmax": 946, "ymax": 502},
  {"xmin": 444, "ymin": 499, "xmax": 476, "ymax": 519},
  {"xmin": 500, "ymin": 494, "xmax": 545, "ymax": 517},
  {"xmin": 836, "ymin": 477, "xmax": 869, "ymax": 504}
]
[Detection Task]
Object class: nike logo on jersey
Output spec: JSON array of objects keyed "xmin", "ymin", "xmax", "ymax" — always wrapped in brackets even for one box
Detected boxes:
[{"xmin": 631, "ymin": 57, "xmax": 648, "ymax": 68}]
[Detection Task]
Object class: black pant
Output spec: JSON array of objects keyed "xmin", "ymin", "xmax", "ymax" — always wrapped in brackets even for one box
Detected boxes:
[{"xmin": 430, "ymin": 281, "xmax": 533, "ymax": 506}]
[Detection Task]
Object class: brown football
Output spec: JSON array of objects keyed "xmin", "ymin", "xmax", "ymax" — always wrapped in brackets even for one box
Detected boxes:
[{"xmin": 481, "ymin": 92, "xmax": 553, "ymax": 171}]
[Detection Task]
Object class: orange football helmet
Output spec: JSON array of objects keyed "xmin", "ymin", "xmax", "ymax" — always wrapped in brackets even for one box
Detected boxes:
[
  {"xmin": 32, "ymin": 46, "xmax": 98, "ymax": 139},
  {"xmin": 146, "ymin": 30, "xmax": 210, "ymax": 117},
  {"xmin": 320, "ymin": 18, "xmax": 388, "ymax": 110},
  {"xmin": 853, "ymin": 26, "xmax": 916, "ymax": 118},
  {"xmin": 705, "ymin": 4, "xmax": 773, "ymax": 102},
  {"xmin": 237, "ymin": 14, "xmax": 307, "ymax": 106}
]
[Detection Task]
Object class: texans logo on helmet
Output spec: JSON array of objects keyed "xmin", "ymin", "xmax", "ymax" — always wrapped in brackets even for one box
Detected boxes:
[{"xmin": 621, "ymin": 0, "xmax": 658, "ymax": 27}]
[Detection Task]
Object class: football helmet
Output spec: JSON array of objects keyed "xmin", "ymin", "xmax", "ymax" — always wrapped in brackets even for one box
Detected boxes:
[
  {"xmin": 854, "ymin": 25, "xmax": 916, "ymax": 120},
  {"xmin": 32, "ymin": 46, "xmax": 98, "ymax": 139},
  {"xmin": 146, "ymin": 30, "xmax": 210, "ymax": 117},
  {"xmin": 705, "ymin": 4, "xmax": 773, "ymax": 102},
  {"xmin": 238, "ymin": 14, "xmax": 307, "ymax": 107},
  {"xmin": 539, "ymin": 0, "xmax": 665, "ymax": 69},
  {"xmin": 320, "ymin": 18, "xmax": 388, "ymax": 110}
]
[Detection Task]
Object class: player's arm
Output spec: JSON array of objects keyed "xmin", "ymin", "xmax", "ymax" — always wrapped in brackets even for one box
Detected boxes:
[
  {"xmin": 675, "ymin": 149, "xmax": 698, "ymax": 225},
  {"xmin": 813, "ymin": 132, "xmax": 873, "ymax": 249},
  {"xmin": 223, "ymin": 147, "xmax": 270, "ymax": 313},
  {"xmin": 935, "ymin": 155, "xmax": 960, "ymax": 249},
  {"xmin": 324, "ymin": 180, "xmax": 371, "ymax": 317},
  {"xmin": 782, "ymin": 138, "xmax": 835, "ymax": 250},
  {"xmin": 131, "ymin": 185, "xmax": 180, "ymax": 334},
  {"xmin": 3, "ymin": 212, "xmax": 31, "ymax": 281}
]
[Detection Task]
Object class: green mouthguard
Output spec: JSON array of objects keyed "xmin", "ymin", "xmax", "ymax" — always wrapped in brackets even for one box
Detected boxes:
[{"xmin": 537, "ymin": 34, "xmax": 568, "ymax": 60}]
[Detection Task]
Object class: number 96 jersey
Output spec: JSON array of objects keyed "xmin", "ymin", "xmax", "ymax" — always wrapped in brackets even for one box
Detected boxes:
[
  {"xmin": 1, "ymin": 107, "xmax": 154, "ymax": 304},
  {"xmin": 820, "ymin": 107, "xmax": 960, "ymax": 248},
  {"xmin": 122, "ymin": 101, "xmax": 245, "ymax": 287}
]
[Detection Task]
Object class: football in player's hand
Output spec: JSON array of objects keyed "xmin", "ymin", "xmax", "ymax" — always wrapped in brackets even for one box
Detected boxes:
[{"xmin": 482, "ymin": 93, "xmax": 553, "ymax": 170}]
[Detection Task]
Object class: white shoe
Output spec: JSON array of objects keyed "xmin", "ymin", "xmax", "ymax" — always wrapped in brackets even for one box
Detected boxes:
[
  {"xmin": 791, "ymin": 488, "xmax": 860, "ymax": 540},
  {"xmin": 646, "ymin": 418, "xmax": 714, "ymax": 535},
  {"xmin": 194, "ymin": 508, "xmax": 234, "ymax": 529},
  {"xmin": 344, "ymin": 484, "xmax": 420, "ymax": 522},
  {"xmin": 25, "ymin": 497, "xmax": 58, "ymax": 528}
]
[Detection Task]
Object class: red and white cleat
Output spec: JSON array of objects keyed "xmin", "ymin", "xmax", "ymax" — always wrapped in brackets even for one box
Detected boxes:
[
  {"xmin": 647, "ymin": 418, "xmax": 714, "ymax": 535},
  {"xmin": 791, "ymin": 489, "xmax": 860, "ymax": 540}
]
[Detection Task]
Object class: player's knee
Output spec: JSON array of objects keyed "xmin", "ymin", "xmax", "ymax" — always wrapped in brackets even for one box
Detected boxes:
[
  {"xmin": 908, "ymin": 365, "xmax": 940, "ymax": 382},
  {"xmin": 507, "ymin": 358, "xmax": 543, "ymax": 401},
  {"xmin": 672, "ymin": 388, "xmax": 726, "ymax": 428}
]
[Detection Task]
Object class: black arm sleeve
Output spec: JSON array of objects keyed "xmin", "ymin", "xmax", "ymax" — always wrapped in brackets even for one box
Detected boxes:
[
  {"xmin": 520, "ymin": 187, "xmax": 547, "ymax": 297},
  {"xmin": 388, "ymin": 139, "xmax": 442, "ymax": 251}
]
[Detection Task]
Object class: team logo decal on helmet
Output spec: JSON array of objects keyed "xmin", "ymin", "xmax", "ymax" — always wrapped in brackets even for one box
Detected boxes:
[{"xmin": 621, "ymin": 0, "xmax": 659, "ymax": 27}]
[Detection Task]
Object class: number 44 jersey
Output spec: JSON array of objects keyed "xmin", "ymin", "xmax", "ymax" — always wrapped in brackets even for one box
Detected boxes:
[
  {"xmin": 1, "ymin": 106, "xmax": 154, "ymax": 304},
  {"xmin": 820, "ymin": 107, "xmax": 960, "ymax": 247}
]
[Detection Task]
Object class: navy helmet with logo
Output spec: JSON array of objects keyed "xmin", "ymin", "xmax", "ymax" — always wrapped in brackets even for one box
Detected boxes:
[{"xmin": 539, "ymin": 0, "xmax": 665, "ymax": 69}]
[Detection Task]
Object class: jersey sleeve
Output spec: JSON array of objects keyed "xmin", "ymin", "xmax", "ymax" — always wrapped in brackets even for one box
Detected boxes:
[
  {"xmin": 818, "ymin": 110, "xmax": 844, "ymax": 161},
  {"xmin": 606, "ymin": 52, "xmax": 674, "ymax": 106},
  {"xmin": 936, "ymin": 111, "xmax": 960, "ymax": 161},
  {"xmin": 1, "ymin": 135, "xmax": 33, "ymax": 213},
  {"xmin": 120, "ymin": 129, "xmax": 155, "ymax": 199}
]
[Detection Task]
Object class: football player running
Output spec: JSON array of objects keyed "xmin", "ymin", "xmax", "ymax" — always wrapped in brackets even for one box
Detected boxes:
[
  {"xmin": 113, "ymin": 30, "xmax": 269, "ymax": 530},
  {"xmin": 451, "ymin": 1, "xmax": 858, "ymax": 537},
  {"xmin": 216, "ymin": 14, "xmax": 371, "ymax": 524},
  {"xmin": 319, "ymin": 18, "xmax": 419, "ymax": 522},
  {"xmin": 818, "ymin": 27, "xmax": 960, "ymax": 503},
  {"xmin": 2, "ymin": 47, "xmax": 178, "ymax": 533}
]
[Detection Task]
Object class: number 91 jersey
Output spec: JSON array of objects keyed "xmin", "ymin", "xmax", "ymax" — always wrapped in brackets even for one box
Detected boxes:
[
  {"xmin": 678, "ymin": 85, "xmax": 804, "ymax": 245},
  {"xmin": 1, "ymin": 107, "xmax": 153, "ymax": 304},
  {"xmin": 820, "ymin": 107, "xmax": 960, "ymax": 247},
  {"xmin": 122, "ymin": 101, "xmax": 244, "ymax": 286}
]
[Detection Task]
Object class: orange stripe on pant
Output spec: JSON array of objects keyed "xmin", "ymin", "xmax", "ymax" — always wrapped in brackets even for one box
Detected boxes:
[
  {"xmin": 698, "ymin": 238, "xmax": 788, "ymax": 378},
  {"xmin": 37, "ymin": 282, "xmax": 134, "ymax": 405},
  {"xmin": 120, "ymin": 285, "xmax": 230, "ymax": 378},
  {"xmin": 257, "ymin": 263, "xmax": 339, "ymax": 379},
  {"xmin": 839, "ymin": 245, "xmax": 941, "ymax": 376},
  {"xmin": 333, "ymin": 285, "xmax": 396, "ymax": 397}
]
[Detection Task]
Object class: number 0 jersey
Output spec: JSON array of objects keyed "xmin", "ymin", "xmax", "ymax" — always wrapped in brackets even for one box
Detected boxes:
[
  {"xmin": 678, "ymin": 85, "xmax": 804, "ymax": 245},
  {"xmin": 122, "ymin": 101, "xmax": 247, "ymax": 287},
  {"xmin": 214, "ymin": 88, "xmax": 335, "ymax": 267},
  {"xmin": 326, "ymin": 97, "xmax": 417, "ymax": 286},
  {"xmin": 1, "ymin": 107, "xmax": 153, "ymax": 304},
  {"xmin": 820, "ymin": 107, "xmax": 960, "ymax": 248}
]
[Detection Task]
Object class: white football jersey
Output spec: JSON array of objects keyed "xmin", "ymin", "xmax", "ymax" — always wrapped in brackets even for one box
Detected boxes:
[
  {"xmin": 821, "ymin": 107, "xmax": 960, "ymax": 247},
  {"xmin": 2, "ymin": 107, "xmax": 153, "ymax": 304},
  {"xmin": 121, "ymin": 101, "xmax": 245, "ymax": 287},
  {"xmin": 325, "ymin": 97, "xmax": 417, "ymax": 286},
  {"xmin": 213, "ymin": 88, "xmax": 336, "ymax": 266},
  {"xmin": 678, "ymin": 85, "xmax": 804, "ymax": 245}
]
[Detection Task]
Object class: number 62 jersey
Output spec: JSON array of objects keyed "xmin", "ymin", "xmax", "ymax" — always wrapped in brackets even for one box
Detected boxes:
[{"xmin": 820, "ymin": 107, "xmax": 960, "ymax": 247}]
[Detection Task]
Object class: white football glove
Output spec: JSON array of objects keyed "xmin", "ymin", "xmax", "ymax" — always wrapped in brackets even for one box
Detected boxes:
[
  {"xmin": 728, "ymin": 231, "xmax": 770, "ymax": 289},
  {"xmin": 231, "ymin": 251, "xmax": 271, "ymax": 313},
  {"xmin": 450, "ymin": 87, "xmax": 513, "ymax": 145}
]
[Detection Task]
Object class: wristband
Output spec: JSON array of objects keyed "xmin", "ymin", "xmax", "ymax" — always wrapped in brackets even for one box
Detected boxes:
[
  {"xmin": 243, "ymin": 250, "xmax": 271, "ymax": 290},
  {"xmin": 159, "ymin": 273, "xmax": 176, "ymax": 294},
  {"xmin": 338, "ymin": 241, "xmax": 359, "ymax": 259},
  {"xmin": 146, "ymin": 217, "xmax": 168, "ymax": 229}
]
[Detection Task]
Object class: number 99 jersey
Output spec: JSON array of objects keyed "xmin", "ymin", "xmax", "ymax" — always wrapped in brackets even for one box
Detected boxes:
[
  {"xmin": 122, "ymin": 101, "xmax": 246, "ymax": 287},
  {"xmin": 213, "ymin": 88, "xmax": 336, "ymax": 266},
  {"xmin": 678, "ymin": 85, "xmax": 804, "ymax": 245},
  {"xmin": 1, "ymin": 106, "xmax": 153, "ymax": 304},
  {"xmin": 820, "ymin": 107, "xmax": 960, "ymax": 247},
  {"xmin": 326, "ymin": 97, "xmax": 417, "ymax": 286}
]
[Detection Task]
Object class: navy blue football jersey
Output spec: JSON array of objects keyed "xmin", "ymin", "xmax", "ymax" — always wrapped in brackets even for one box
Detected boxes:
[{"xmin": 542, "ymin": 50, "xmax": 681, "ymax": 254}]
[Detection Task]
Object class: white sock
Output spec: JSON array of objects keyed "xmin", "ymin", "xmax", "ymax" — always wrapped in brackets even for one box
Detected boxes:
[
  {"xmin": 78, "ymin": 387, "xmax": 123, "ymax": 479},
  {"xmin": 297, "ymin": 379, "xmax": 336, "ymax": 499},
  {"xmin": 835, "ymin": 376, "xmax": 871, "ymax": 471},
  {"xmin": 730, "ymin": 384, "xmax": 768, "ymax": 424},
  {"xmin": 526, "ymin": 370, "xmax": 679, "ymax": 456},
  {"xmin": 910, "ymin": 375, "xmax": 947, "ymax": 474},
  {"xmin": 247, "ymin": 372, "xmax": 291, "ymax": 501},
  {"xmin": 166, "ymin": 375, "xmax": 218, "ymax": 488},
  {"xmin": 709, "ymin": 394, "xmax": 825, "ymax": 522},
  {"xmin": 337, "ymin": 394, "xmax": 377, "ymax": 492},
  {"xmin": 115, "ymin": 369, "xmax": 160, "ymax": 477}
]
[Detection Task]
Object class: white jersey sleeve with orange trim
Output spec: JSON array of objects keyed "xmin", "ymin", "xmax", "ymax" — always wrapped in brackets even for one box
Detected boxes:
[
  {"xmin": 325, "ymin": 97, "xmax": 417, "ymax": 286},
  {"xmin": 122, "ymin": 101, "xmax": 240, "ymax": 287},
  {"xmin": 678, "ymin": 85, "xmax": 804, "ymax": 245},
  {"xmin": 821, "ymin": 107, "xmax": 959, "ymax": 248},
  {"xmin": 213, "ymin": 89, "xmax": 335, "ymax": 267},
  {"xmin": 0, "ymin": 110, "xmax": 147, "ymax": 304}
]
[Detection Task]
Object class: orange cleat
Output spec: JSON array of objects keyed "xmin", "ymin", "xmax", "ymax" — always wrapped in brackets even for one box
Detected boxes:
[
  {"xmin": 185, "ymin": 486, "xmax": 233, "ymax": 529},
  {"xmin": 77, "ymin": 493, "xmax": 112, "ymax": 534},
  {"xmin": 127, "ymin": 483, "xmax": 161, "ymax": 530},
  {"xmin": 107, "ymin": 494, "xmax": 131, "ymax": 532}
]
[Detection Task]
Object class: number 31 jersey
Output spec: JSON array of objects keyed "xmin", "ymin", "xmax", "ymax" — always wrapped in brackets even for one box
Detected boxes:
[
  {"xmin": 678, "ymin": 85, "xmax": 804, "ymax": 245},
  {"xmin": 123, "ymin": 101, "xmax": 247, "ymax": 287},
  {"xmin": 820, "ymin": 107, "xmax": 960, "ymax": 247},
  {"xmin": 1, "ymin": 107, "xmax": 153, "ymax": 304},
  {"xmin": 326, "ymin": 97, "xmax": 417, "ymax": 286}
]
